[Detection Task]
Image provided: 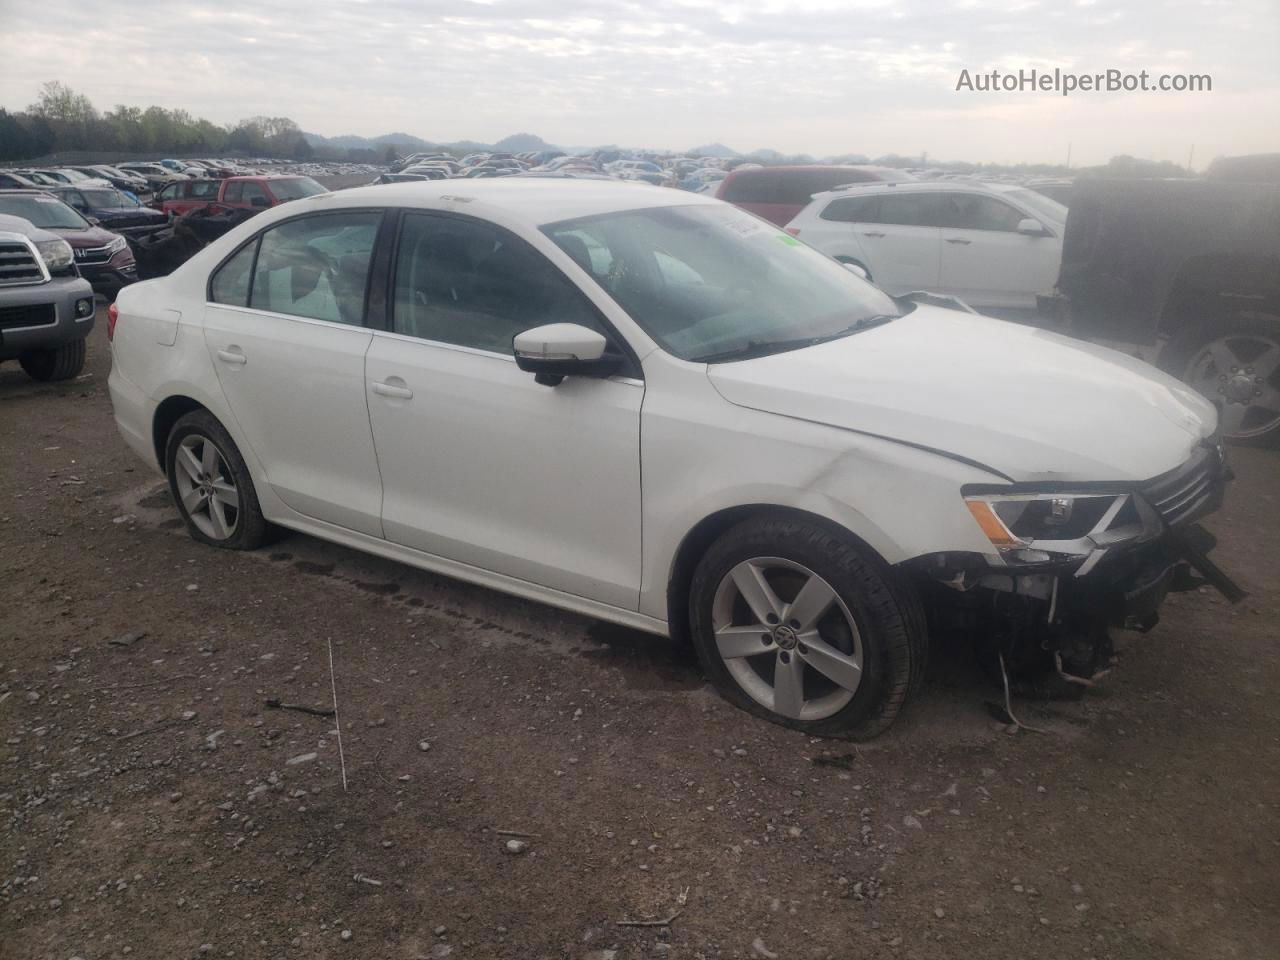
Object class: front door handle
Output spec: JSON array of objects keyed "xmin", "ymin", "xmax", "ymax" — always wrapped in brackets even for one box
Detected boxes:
[
  {"xmin": 860, "ymin": 230, "xmax": 886, "ymax": 238},
  {"xmin": 945, "ymin": 237, "xmax": 972, "ymax": 245},
  {"xmin": 371, "ymin": 379, "xmax": 413, "ymax": 400},
  {"xmin": 216, "ymin": 347, "xmax": 247, "ymax": 365}
]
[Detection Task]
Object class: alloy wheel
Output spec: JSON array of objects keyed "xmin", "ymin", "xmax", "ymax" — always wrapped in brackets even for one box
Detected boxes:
[
  {"xmin": 174, "ymin": 434, "xmax": 240, "ymax": 540},
  {"xmin": 1185, "ymin": 332, "xmax": 1280, "ymax": 439},
  {"xmin": 711, "ymin": 557, "xmax": 863, "ymax": 721}
]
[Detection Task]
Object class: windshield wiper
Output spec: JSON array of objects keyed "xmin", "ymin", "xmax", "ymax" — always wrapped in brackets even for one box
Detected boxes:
[{"xmin": 692, "ymin": 314, "xmax": 898, "ymax": 364}]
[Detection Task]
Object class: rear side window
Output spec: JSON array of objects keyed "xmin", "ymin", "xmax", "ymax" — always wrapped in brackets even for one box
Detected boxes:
[
  {"xmin": 210, "ymin": 241, "xmax": 256, "ymax": 306},
  {"xmin": 224, "ymin": 181, "xmax": 244, "ymax": 204},
  {"xmin": 875, "ymin": 194, "xmax": 936, "ymax": 227},
  {"xmin": 191, "ymin": 180, "xmax": 220, "ymax": 199},
  {"xmin": 249, "ymin": 212, "xmax": 381, "ymax": 325},
  {"xmin": 820, "ymin": 196, "xmax": 879, "ymax": 222}
]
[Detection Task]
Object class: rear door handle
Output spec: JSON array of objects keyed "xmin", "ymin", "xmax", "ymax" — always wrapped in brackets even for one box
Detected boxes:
[
  {"xmin": 216, "ymin": 347, "xmax": 246, "ymax": 365},
  {"xmin": 945, "ymin": 237, "xmax": 972, "ymax": 245},
  {"xmin": 860, "ymin": 231, "xmax": 886, "ymax": 238},
  {"xmin": 371, "ymin": 380, "xmax": 413, "ymax": 400}
]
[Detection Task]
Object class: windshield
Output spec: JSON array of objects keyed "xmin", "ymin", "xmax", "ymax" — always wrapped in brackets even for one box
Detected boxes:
[
  {"xmin": 80, "ymin": 188, "xmax": 137, "ymax": 208},
  {"xmin": 0, "ymin": 195, "xmax": 89, "ymax": 229},
  {"xmin": 1005, "ymin": 188, "xmax": 1067, "ymax": 225},
  {"xmin": 269, "ymin": 177, "xmax": 327, "ymax": 201},
  {"xmin": 542, "ymin": 204, "xmax": 901, "ymax": 362}
]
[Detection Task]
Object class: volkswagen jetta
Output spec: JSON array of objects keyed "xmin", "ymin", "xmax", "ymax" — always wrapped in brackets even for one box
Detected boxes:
[{"xmin": 107, "ymin": 179, "xmax": 1235, "ymax": 738}]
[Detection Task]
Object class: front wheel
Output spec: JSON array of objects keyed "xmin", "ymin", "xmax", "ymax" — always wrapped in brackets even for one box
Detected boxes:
[
  {"xmin": 165, "ymin": 410, "xmax": 267, "ymax": 550},
  {"xmin": 1160, "ymin": 313, "xmax": 1280, "ymax": 442},
  {"xmin": 689, "ymin": 515, "xmax": 925, "ymax": 739},
  {"xmin": 19, "ymin": 339, "xmax": 86, "ymax": 381}
]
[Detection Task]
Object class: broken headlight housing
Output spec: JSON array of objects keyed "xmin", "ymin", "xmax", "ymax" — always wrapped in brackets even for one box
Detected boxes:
[{"xmin": 964, "ymin": 491, "xmax": 1162, "ymax": 568}]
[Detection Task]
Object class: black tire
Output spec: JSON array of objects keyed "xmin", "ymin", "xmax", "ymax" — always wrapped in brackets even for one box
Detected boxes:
[
  {"xmin": 689, "ymin": 514, "xmax": 925, "ymax": 740},
  {"xmin": 1158, "ymin": 311, "xmax": 1280, "ymax": 444},
  {"xmin": 19, "ymin": 339, "xmax": 86, "ymax": 381},
  {"xmin": 164, "ymin": 409, "xmax": 268, "ymax": 550}
]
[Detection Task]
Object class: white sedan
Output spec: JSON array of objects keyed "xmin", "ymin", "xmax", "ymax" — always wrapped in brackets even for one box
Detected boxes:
[{"xmin": 108, "ymin": 179, "xmax": 1228, "ymax": 738}]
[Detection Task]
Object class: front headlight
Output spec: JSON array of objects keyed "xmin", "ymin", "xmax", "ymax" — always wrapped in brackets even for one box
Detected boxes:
[
  {"xmin": 964, "ymin": 491, "xmax": 1158, "ymax": 565},
  {"xmin": 106, "ymin": 235, "xmax": 128, "ymax": 254},
  {"xmin": 35, "ymin": 238, "xmax": 74, "ymax": 271}
]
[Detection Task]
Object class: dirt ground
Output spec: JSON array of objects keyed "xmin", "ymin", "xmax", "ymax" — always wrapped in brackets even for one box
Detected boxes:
[{"xmin": 2, "ymin": 315, "xmax": 1278, "ymax": 960}]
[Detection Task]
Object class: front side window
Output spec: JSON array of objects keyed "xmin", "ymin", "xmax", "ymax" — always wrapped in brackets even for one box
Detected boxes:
[
  {"xmin": 269, "ymin": 178, "xmax": 327, "ymax": 201},
  {"xmin": 224, "ymin": 181, "xmax": 244, "ymax": 204},
  {"xmin": 391, "ymin": 213, "xmax": 602, "ymax": 354},
  {"xmin": 937, "ymin": 194, "xmax": 1024, "ymax": 232},
  {"xmin": 159, "ymin": 183, "xmax": 180, "ymax": 201},
  {"xmin": 246, "ymin": 212, "xmax": 381, "ymax": 324},
  {"xmin": 191, "ymin": 180, "xmax": 221, "ymax": 199},
  {"xmin": 543, "ymin": 203, "xmax": 901, "ymax": 362}
]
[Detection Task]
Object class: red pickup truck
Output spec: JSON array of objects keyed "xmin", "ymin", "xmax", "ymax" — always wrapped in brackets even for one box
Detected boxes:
[{"xmin": 154, "ymin": 175, "xmax": 327, "ymax": 218}]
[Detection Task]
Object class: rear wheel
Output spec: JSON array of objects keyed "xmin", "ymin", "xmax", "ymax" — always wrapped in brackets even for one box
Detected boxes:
[
  {"xmin": 19, "ymin": 339, "xmax": 86, "ymax": 381},
  {"xmin": 165, "ymin": 410, "xmax": 267, "ymax": 550},
  {"xmin": 1161, "ymin": 313, "xmax": 1280, "ymax": 442},
  {"xmin": 689, "ymin": 515, "xmax": 924, "ymax": 739}
]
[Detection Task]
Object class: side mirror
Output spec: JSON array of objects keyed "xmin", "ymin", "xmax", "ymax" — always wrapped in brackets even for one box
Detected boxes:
[
  {"xmin": 1017, "ymin": 217, "xmax": 1049, "ymax": 237},
  {"xmin": 86, "ymin": 216, "xmax": 101, "ymax": 227},
  {"xmin": 841, "ymin": 261, "xmax": 869, "ymax": 280},
  {"xmin": 513, "ymin": 323, "xmax": 621, "ymax": 386}
]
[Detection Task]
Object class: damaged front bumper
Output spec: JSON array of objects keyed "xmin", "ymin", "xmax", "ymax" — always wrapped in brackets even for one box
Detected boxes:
[{"xmin": 907, "ymin": 440, "xmax": 1243, "ymax": 682}]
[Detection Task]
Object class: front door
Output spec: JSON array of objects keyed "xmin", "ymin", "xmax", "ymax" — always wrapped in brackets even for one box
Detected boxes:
[
  {"xmin": 202, "ymin": 209, "xmax": 386, "ymax": 536},
  {"xmin": 365, "ymin": 211, "xmax": 644, "ymax": 609},
  {"xmin": 934, "ymin": 193, "xmax": 1061, "ymax": 309}
]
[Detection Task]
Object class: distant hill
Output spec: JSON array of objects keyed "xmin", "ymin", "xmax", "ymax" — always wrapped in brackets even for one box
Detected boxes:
[
  {"xmin": 690, "ymin": 142, "xmax": 740, "ymax": 158},
  {"xmin": 493, "ymin": 132, "xmax": 559, "ymax": 152},
  {"xmin": 304, "ymin": 130, "xmax": 563, "ymax": 157}
]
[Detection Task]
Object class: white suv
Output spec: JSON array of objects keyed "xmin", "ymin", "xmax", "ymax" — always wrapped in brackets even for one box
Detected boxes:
[
  {"xmin": 107, "ymin": 179, "xmax": 1230, "ymax": 739},
  {"xmin": 786, "ymin": 181, "xmax": 1068, "ymax": 311}
]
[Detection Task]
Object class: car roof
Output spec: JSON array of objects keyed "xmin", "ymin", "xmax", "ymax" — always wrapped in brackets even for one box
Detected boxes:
[
  {"xmin": 318, "ymin": 177, "xmax": 717, "ymax": 226},
  {"xmin": 809, "ymin": 179, "xmax": 1028, "ymax": 201}
]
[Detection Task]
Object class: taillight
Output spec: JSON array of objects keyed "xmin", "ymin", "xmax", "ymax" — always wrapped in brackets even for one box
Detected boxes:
[
  {"xmin": 107, "ymin": 302, "xmax": 119, "ymax": 341},
  {"xmin": 785, "ymin": 227, "xmax": 801, "ymax": 237}
]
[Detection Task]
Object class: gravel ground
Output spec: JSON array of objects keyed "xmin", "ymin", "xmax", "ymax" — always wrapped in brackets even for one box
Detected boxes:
[{"xmin": 2, "ymin": 315, "xmax": 1278, "ymax": 960}]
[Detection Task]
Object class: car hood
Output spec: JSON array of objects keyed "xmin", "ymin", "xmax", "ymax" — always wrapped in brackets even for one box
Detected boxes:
[
  {"xmin": 45, "ymin": 225, "xmax": 120, "ymax": 247},
  {"xmin": 96, "ymin": 207, "xmax": 165, "ymax": 219},
  {"xmin": 705, "ymin": 304, "xmax": 1217, "ymax": 483}
]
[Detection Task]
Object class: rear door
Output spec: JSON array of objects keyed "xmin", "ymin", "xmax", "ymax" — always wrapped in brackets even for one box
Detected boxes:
[
  {"xmin": 840, "ymin": 192, "xmax": 942, "ymax": 294},
  {"xmin": 202, "ymin": 209, "xmax": 387, "ymax": 536},
  {"xmin": 934, "ymin": 192, "xmax": 1061, "ymax": 309}
]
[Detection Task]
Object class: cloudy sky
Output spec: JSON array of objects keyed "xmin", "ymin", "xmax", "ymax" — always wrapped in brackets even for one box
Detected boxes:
[{"xmin": 1, "ymin": 0, "xmax": 1277, "ymax": 166}]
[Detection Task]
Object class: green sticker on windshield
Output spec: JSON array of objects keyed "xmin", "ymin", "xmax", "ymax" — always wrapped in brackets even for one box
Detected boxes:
[{"xmin": 777, "ymin": 234, "xmax": 799, "ymax": 246}]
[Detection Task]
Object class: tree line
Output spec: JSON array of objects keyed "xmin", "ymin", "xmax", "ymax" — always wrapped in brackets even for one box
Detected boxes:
[{"xmin": 0, "ymin": 82, "xmax": 317, "ymax": 162}]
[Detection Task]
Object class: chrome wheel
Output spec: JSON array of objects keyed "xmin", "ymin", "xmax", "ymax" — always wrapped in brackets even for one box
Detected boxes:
[
  {"xmin": 711, "ymin": 557, "xmax": 863, "ymax": 721},
  {"xmin": 173, "ymin": 434, "xmax": 240, "ymax": 540},
  {"xmin": 1185, "ymin": 332, "xmax": 1280, "ymax": 439}
]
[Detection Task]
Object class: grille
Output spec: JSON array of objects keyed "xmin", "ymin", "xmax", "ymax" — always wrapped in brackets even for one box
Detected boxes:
[
  {"xmin": 0, "ymin": 240, "xmax": 44, "ymax": 287},
  {"xmin": 75, "ymin": 244, "xmax": 113, "ymax": 265},
  {"xmin": 1141, "ymin": 443, "xmax": 1223, "ymax": 528},
  {"xmin": 0, "ymin": 303, "xmax": 56, "ymax": 331}
]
